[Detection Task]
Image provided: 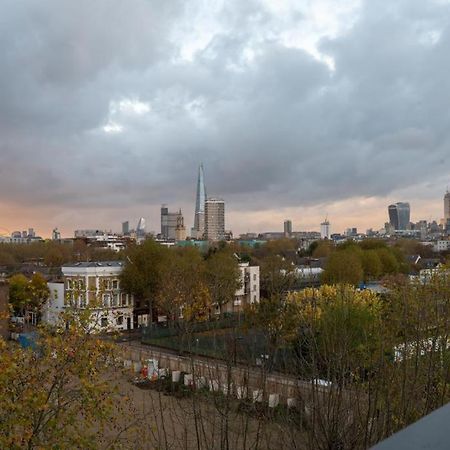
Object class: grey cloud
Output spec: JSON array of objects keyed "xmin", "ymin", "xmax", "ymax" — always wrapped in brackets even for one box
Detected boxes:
[{"xmin": 1, "ymin": 0, "xmax": 450, "ymax": 232}]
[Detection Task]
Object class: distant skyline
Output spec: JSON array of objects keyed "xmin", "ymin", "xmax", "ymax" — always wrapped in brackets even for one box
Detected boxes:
[{"xmin": 1, "ymin": 1, "xmax": 450, "ymax": 237}]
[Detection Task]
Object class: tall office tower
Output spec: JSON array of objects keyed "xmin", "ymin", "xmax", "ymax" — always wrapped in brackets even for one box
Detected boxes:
[
  {"xmin": 205, "ymin": 198, "xmax": 225, "ymax": 241},
  {"xmin": 320, "ymin": 219, "xmax": 331, "ymax": 239},
  {"xmin": 136, "ymin": 217, "xmax": 146, "ymax": 236},
  {"xmin": 388, "ymin": 202, "xmax": 410, "ymax": 230},
  {"xmin": 191, "ymin": 163, "xmax": 207, "ymax": 239},
  {"xmin": 284, "ymin": 220, "xmax": 292, "ymax": 238},
  {"xmin": 444, "ymin": 190, "xmax": 450, "ymax": 222},
  {"xmin": 175, "ymin": 211, "xmax": 187, "ymax": 241},
  {"xmin": 122, "ymin": 221, "xmax": 130, "ymax": 235},
  {"xmin": 161, "ymin": 205, "xmax": 183, "ymax": 240},
  {"xmin": 52, "ymin": 228, "xmax": 61, "ymax": 240}
]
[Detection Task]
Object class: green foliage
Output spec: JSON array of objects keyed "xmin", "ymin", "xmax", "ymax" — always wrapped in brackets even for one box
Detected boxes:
[
  {"xmin": 204, "ymin": 248, "xmax": 241, "ymax": 314},
  {"xmin": 8, "ymin": 274, "xmax": 30, "ymax": 314},
  {"xmin": 28, "ymin": 273, "xmax": 50, "ymax": 311},
  {"xmin": 377, "ymin": 248, "xmax": 400, "ymax": 274},
  {"xmin": 361, "ymin": 249, "xmax": 382, "ymax": 281},
  {"xmin": 311, "ymin": 240, "xmax": 334, "ymax": 257},
  {"xmin": 321, "ymin": 250, "xmax": 363, "ymax": 286},
  {"xmin": 258, "ymin": 255, "xmax": 297, "ymax": 296},
  {"xmin": 8, "ymin": 273, "xmax": 50, "ymax": 316},
  {"xmin": 0, "ymin": 311, "xmax": 131, "ymax": 449},
  {"xmin": 120, "ymin": 239, "xmax": 169, "ymax": 302}
]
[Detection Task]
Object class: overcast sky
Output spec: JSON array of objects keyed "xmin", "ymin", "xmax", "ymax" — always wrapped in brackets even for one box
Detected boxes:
[{"xmin": 1, "ymin": 0, "xmax": 450, "ymax": 237}]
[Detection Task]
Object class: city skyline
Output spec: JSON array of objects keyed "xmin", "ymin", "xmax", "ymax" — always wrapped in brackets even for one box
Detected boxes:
[{"xmin": 1, "ymin": 1, "xmax": 450, "ymax": 237}]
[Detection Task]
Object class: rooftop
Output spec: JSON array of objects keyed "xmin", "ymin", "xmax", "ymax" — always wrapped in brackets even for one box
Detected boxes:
[{"xmin": 62, "ymin": 261, "xmax": 124, "ymax": 268}]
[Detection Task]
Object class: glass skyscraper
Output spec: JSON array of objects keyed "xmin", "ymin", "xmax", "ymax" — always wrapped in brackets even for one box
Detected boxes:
[
  {"xmin": 388, "ymin": 202, "xmax": 410, "ymax": 230},
  {"xmin": 192, "ymin": 164, "xmax": 207, "ymax": 239}
]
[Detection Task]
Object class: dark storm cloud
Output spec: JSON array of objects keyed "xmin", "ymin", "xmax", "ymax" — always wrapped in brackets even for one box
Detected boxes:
[{"xmin": 1, "ymin": 0, "xmax": 450, "ymax": 218}]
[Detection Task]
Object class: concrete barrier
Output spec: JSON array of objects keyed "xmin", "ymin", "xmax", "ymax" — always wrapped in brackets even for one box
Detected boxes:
[
  {"xmin": 287, "ymin": 398, "xmax": 297, "ymax": 408},
  {"xmin": 209, "ymin": 380, "xmax": 220, "ymax": 392},
  {"xmin": 236, "ymin": 386, "xmax": 247, "ymax": 399},
  {"xmin": 123, "ymin": 359, "xmax": 132, "ymax": 368},
  {"xmin": 196, "ymin": 376, "xmax": 207, "ymax": 388},
  {"xmin": 252, "ymin": 390, "xmax": 263, "ymax": 403},
  {"xmin": 268, "ymin": 393, "xmax": 280, "ymax": 408},
  {"xmin": 222, "ymin": 383, "xmax": 233, "ymax": 396},
  {"xmin": 172, "ymin": 370, "xmax": 181, "ymax": 383},
  {"xmin": 158, "ymin": 368, "xmax": 168, "ymax": 378},
  {"xmin": 184, "ymin": 374, "xmax": 194, "ymax": 387}
]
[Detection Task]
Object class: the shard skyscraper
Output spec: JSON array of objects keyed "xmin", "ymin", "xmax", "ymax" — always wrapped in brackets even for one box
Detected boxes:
[{"xmin": 191, "ymin": 163, "xmax": 207, "ymax": 239}]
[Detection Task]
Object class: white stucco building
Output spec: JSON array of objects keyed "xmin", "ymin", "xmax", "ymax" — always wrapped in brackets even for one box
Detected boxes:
[
  {"xmin": 42, "ymin": 261, "xmax": 134, "ymax": 332},
  {"xmin": 218, "ymin": 262, "xmax": 260, "ymax": 314}
]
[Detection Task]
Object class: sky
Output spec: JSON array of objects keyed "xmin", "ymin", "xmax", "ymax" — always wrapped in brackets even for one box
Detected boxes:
[{"xmin": 1, "ymin": 0, "xmax": 450, "ymax": 238}]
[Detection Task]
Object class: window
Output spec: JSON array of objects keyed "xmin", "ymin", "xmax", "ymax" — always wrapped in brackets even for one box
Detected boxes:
[
  {"xmin": 253, "ymin": 274, "xmax": 257, "ymax": 281},
  {"xmin": 253, "ymin": 284, "xmax": 257, "ymax": 292},
  {"xmin": 67, "ymin": 279, "xmax": 73, "ymax": 290},
  {"xmin": 101, "ymin": 317, "xmax": 108, "ymax": 328},
  {"xmin": 117, "ymin": 316, "xmax": 123, "ymax": 325},
  {"xmin": 103, "ymin": 294, "xmax": 111, "ymax": 307},
  {"xmin": 121, "ymin": 293, "xmax": 127, "ymax": 306},
  {"xmin": 112, "ymin": 280, "xmax": 119, "ymax": 290},
  {"xmin": 111, "ymin": 293, "xmax": 119, "ymax": 307}
]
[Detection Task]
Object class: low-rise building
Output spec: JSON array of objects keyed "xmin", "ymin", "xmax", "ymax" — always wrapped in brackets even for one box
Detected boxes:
[
  {"xmin": 219, "ymin": 262, "xmax": 260, "ymax": 314},
  {"xmin": 434, "ymin": 240, "xmax": 450, "ymax": 252},
  {"xmin": 43, "ymin": 261, "xmax": 134, "ymax": 332}
]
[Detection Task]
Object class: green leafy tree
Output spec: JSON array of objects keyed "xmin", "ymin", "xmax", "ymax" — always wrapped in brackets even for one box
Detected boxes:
[
  {"xmin": 28, "ymin": 273, "xmax": 50, "ymax": 312},
  {"xmin": 377, "ymin": 248, "xmax": 400, "ymax": 274},
  {"xmin": 156, "ymin": 247, "xmax": 211, "ymax": 325},
  {"xmin": 311, "ymin": 240, "xmax": 334, "ymax": 258},
  {"xmin": 258, "ymin": 254, "xmax": 297, "ymax": 297},
  {"xmin": 120, "ymin": 239, "xmax": 170, "ymax": 320},
  {"xmin": 0, "ymin": 307, "xmax": 135, "ymax": 449},
  {"xmin": 8, "ymin": 274, "xmax": 30, "ymax": 315},
  {"xmin": 205, "ymin": 249, "xmax": 241, "ymax": 315},
  {"xmin": 321, "ymin": 250, "xmax": 363, "ymax": 286},
  {"xmin": 361, "ymin": 249, "xmax": 382, "ymax": 281}
]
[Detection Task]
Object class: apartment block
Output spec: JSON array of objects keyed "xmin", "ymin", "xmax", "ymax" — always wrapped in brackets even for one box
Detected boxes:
[{"xmin": 43, "ymin": 261, "xmax": 134, "ymax": 332}]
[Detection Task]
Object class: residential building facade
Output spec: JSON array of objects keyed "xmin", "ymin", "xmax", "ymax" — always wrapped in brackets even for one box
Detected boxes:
[
  {"xmin": 220, "ymin": 262, "xmax": 260, "ymax": 314},
  {"xmin": 284, "ymin": 220, "xmax": 292, "ymax": 238},
  {"xmin": 43, "ymin": 261, "xmax": 134, "ymax": 332},
  {"xmin": 205, "ymin": 198, "xmax": 225, "ymax": 241},
  {"xmin": 320, "ymin": 220, "xmax": 331, "ymax": 239}
]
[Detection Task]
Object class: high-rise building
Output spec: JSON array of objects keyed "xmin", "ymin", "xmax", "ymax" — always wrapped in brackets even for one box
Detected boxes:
[
  {"xmin": 161, "ymin": 205, "xmax": 184, "ymax": 240},
  {"xmin": 175, "ymin": 212, "xmax": 186, "ymax": 241},
  {"xmin": 284, "ymin": 220, "xmax": 292, "ymax": 238},
  {"xmin": 388, "ymin": 202, "xmax": 410, "ymax": 230},
  {"xmin": 320, "ymin": 219, "xmax": 331, "ymax": 239},
  {"xmin": 122, "ymin": 221, "xmax": 130, "ymax": 235},
  {"xmin": 191, "ymin": 164, "xmax": 207, "ymax": 239},
  {"xmin": 444, "ymin": 190, "xmax": 450, "ymax": 222},
  {"xmin": 52, "ymin": 228, "xmax": 61, "ymax": 240},
  {"xmin": 205, "ymin": 198, "xmax": 225, "ymax": 241},
  {"xmin": 136, "ymin": 218, "xmax": 146, "ymax": 236}
]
